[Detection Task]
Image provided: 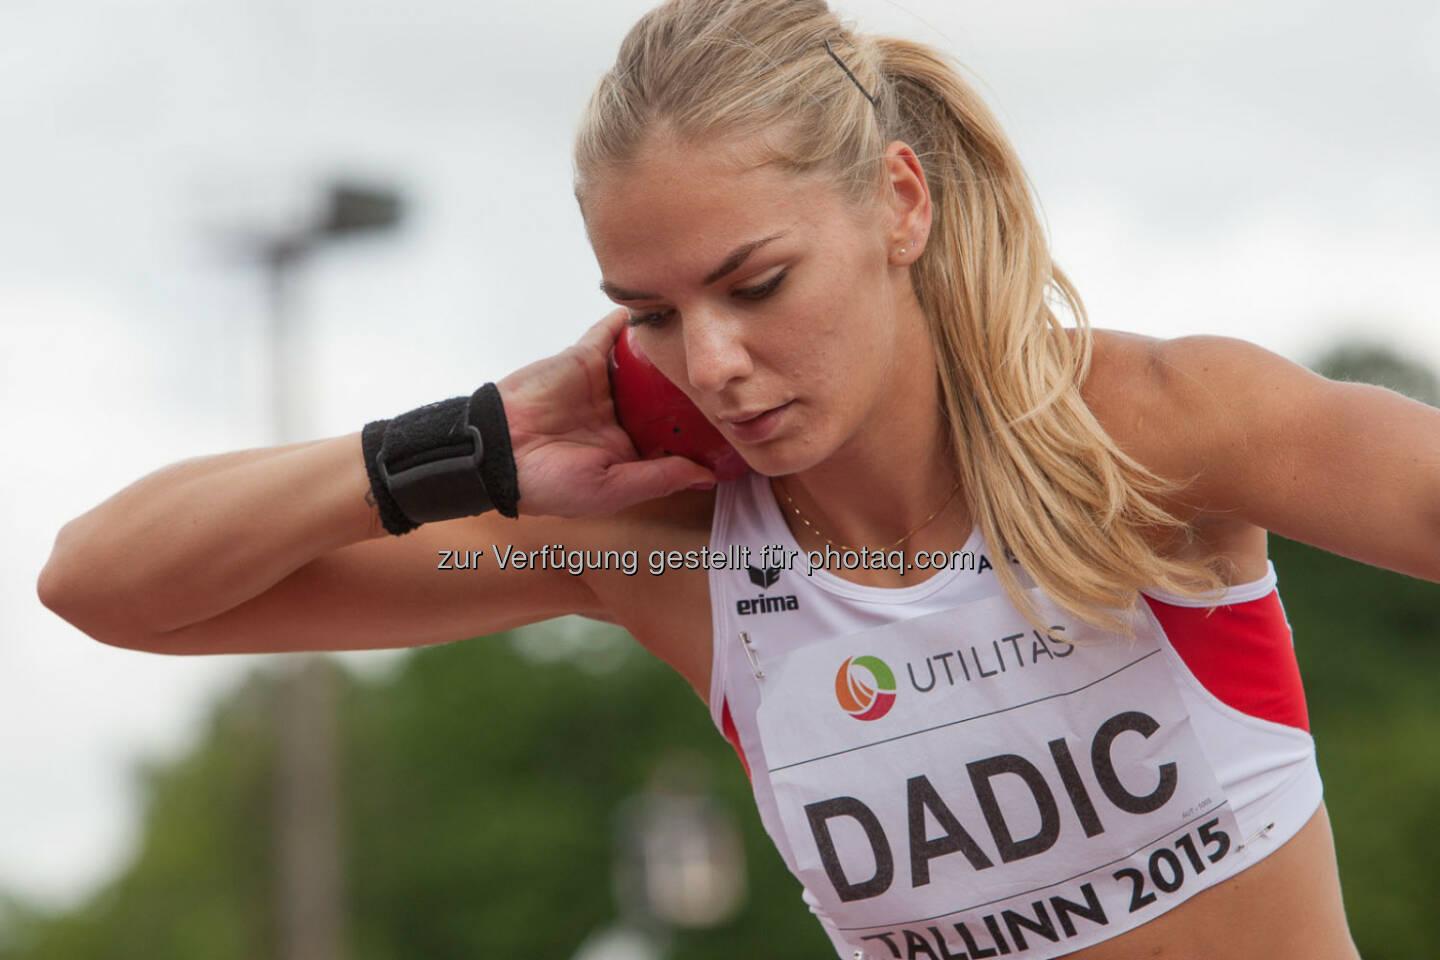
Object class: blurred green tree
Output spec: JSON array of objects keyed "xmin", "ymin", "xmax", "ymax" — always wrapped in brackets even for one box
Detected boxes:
[
  {"xmin": 1312, "ymin": 339, "xmax": 1439, "ymax": 406},
  {"xmin": 0, "ymin": 671, "xmax": 278, "ymax": 959},
  {"xmin": 1268, "ymin": 532, "xmax": 1440, "ymax": 960},
  {"xmin": 0, "ymin": 628, "xmax": 831, "ymax": 960}
]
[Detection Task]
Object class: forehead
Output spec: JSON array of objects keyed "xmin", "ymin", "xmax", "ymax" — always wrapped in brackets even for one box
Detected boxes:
[{"xmin": 581, "ymin": 132, "xmax": 855, "ymax": 283}]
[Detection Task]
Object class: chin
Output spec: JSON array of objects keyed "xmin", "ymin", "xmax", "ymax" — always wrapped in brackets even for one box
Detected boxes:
[{"xmin": 733, "ymin": 435, "xmax": 835, "ymax": 479}]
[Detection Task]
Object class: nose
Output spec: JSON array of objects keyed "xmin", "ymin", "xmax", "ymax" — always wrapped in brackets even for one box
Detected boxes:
[{"xmin": 682, "ymin": 308, "xmax": 752, "ymax": 394}]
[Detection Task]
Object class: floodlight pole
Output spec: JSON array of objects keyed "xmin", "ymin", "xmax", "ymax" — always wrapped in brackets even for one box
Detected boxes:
[{"xmin": 253, "ymin": 183, "xmax": 404, "ymax": 960}]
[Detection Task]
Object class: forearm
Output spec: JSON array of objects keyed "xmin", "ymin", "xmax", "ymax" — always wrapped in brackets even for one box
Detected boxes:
[{"xmin": 38, "ymin": 432, "xmax": 384, "ymax": 639}]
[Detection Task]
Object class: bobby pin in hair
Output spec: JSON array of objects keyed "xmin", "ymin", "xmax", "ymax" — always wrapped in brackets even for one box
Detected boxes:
[{"xmin": 823, "ymin": 39, "xmax": 878, "ymax": 108}]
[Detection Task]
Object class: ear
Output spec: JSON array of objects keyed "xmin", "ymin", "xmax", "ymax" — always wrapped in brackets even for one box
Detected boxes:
[{"xmin": 881, "ymin": 140, "xmax": 932, "ymax": 266}]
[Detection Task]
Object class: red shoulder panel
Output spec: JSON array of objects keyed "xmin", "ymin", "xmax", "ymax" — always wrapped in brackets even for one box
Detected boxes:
[
  {"xmin": 720, "ymin": 697, "xmax": 752, "ymax": 780},
  {"xmin": 1143, "ymin": 591, "xmax": 1310, "ymax": 733}
]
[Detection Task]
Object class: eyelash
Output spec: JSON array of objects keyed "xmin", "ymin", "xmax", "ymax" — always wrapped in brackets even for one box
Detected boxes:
[{"xmin": 626, "ymin": 269, "xmax": 789, "ymax": 328}]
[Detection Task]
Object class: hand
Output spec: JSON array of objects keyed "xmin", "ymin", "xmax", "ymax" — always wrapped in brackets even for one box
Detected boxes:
[{"xmin": 497, "ymin": 309, "xmax": 720, "ymax": 517}]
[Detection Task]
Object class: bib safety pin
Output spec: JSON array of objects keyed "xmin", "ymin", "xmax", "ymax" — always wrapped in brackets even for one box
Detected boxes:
[
  {"xmin": 740, "ymin": 631, "xmax": 765, "ymax": 681},
  {"xmin": 1236, "ymin": 821, "xmax": 1275, "ymax": 853}
]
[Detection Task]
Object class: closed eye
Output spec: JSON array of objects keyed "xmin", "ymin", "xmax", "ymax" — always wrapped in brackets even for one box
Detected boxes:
[
  {"xmin": 625, "ymin": 309, "xmax": 673, "ymax": 328},
  {"xmin": 733, "ymin": 268, "xmax": 787, "ymax": 300},
  {"xmin": 626, "ymin": 268, "xmax": 789, "ymax": 327}
]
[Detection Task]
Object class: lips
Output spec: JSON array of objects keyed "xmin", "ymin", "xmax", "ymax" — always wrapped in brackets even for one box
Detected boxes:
[
  {"xmin": 720, "ymin": 401, "xmax": 792, "ymax": 443},
  {"xmin": 722, "ymin": 407, "xmax": 778, "ymax": 424},
  {"xmin": 721, "ymin": 400, "xmax": 791, "ymax": 422}
]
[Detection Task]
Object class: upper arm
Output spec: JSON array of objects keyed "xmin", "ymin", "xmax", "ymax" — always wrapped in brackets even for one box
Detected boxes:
[{"xmin": 1140, "ymin": 334, "xmax": 1440, "ymax": 581}]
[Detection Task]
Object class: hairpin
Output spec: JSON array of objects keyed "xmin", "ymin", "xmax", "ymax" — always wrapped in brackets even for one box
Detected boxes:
[{"xmin": 823, "ymin": 39, "xmax": 878, "ymax": 108}]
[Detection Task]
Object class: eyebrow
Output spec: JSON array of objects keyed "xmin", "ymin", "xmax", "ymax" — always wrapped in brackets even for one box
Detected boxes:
[{"xmin": 599, "ymin": 231, "xmax": 789, "ymax": 302}]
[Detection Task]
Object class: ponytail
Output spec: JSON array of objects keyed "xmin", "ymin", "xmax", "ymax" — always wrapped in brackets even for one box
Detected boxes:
[{"xmin": 875, "ymin": 37, "xmax": 1229, "ymax": 634}]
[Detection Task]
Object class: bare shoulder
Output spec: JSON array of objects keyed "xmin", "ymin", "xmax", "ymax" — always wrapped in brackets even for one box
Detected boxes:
[
  {"xmin": 1076, "ymin": 328, "xmax": 1274, "ymax": 519},
  {"xmin": 569, "ymin": 486, "xmax": 714, "ymax": 592},
  {"xmin": 569, "ymin": 487, "xmax": 717, "ymax": 699},
  {"xmin": 1078, "ymin": 328, "xmax": 1440, "ymax": 582},
  {"xmin": 508, "ymin": 484, "xmax": 713, "ymax": 618},
  {"xmin": 1082, "ymin": 327, "xmax": 1342, "ymax": 490},
  {"xmin": 1073, "ymin": 329, "xmax": 1297, "ymax": 580},
  {"xmin": 1071, "ymin": 328, "xmax": 1198, "ymax": 513}
]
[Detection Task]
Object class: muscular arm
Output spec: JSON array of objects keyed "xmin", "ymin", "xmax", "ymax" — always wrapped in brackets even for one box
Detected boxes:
[
  {"xmin": 35, "ymin": 430, "xmax": 613, "ymax": 654},
  {"xmin": 1140, "ymin": 335, "xmax": 1440, "ymax": 582},
  {"xmin": 37, "ymin": 433, "xmax": 386, "ymax": 642},
  {"xmin": 37, "ymin": 310, "xmax": 716, "ymax": 656}
]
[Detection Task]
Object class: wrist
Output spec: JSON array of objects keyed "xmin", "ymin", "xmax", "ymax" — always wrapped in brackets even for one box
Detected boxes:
[{"xmin": 361, "ymin": 383, "xmax": 520, "ymax": 535}]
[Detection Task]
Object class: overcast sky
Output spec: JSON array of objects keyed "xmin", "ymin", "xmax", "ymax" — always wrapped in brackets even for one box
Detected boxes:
[{"xmin": 2, "ymin": 0, "xmax": 1437, "ymax": 913}]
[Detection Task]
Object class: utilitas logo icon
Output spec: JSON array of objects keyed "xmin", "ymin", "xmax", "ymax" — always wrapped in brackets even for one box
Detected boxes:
[{"xmin": 835, "ymin": 655, "xmax": 897, "ymax": 721}]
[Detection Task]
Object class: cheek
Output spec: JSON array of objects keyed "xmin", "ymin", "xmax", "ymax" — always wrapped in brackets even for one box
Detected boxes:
[
  {"xmin": 621, "ymin": 329, "xmax": 699, "ymax": 407},
  {"xmin": 802, "ymin": 290, "xmax": 888, "ymax": 376}
]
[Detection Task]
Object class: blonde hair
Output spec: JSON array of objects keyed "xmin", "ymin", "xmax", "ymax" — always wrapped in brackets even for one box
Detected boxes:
[{"xmin": 573, "ymin": 0, "xmax": 1230, "ymax": 634}]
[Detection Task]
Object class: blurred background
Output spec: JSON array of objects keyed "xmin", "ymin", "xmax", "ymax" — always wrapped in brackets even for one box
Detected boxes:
[{"xmin": 3, "ymin": 0, "xmax": 1438, "ymax": 957}]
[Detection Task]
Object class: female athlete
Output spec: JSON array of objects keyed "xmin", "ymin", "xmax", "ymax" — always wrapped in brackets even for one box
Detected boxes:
[{"xmin": 38, "ymin": 1, "xmax": 1439, "ymax": 957}]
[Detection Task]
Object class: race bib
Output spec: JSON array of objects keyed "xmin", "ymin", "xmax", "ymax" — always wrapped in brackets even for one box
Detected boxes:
[{"xmin": 754, "ymin": 590, "xmax": 1244, "ymax": 959}]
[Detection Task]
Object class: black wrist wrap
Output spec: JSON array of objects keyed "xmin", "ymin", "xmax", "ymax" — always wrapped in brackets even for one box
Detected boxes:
[
  {"xmin": 361, "ymin": 383, "xmax": 519, "ymax": 536},
  {"xmin": 468, "ymin": 384, "xmax": 519, "ymax": 519},
  {"xmin": 361, "ymin": 418, "xmax": 417, "ymax": 535}
]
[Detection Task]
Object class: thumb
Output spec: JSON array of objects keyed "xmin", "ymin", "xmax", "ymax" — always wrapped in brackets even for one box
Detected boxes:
[{"xmin": 601, "ymin": 455, "xmax": 718, "ymax": 507}]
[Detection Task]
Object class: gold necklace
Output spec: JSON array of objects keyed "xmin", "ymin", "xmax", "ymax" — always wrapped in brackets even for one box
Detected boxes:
[{"xmin": 774, "ymin": 476, "xmax": 963, "ymax": 552}]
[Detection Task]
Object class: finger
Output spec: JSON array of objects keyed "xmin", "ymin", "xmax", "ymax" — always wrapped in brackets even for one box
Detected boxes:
[{"xmin": 575, "ymin": 307, "xmax": 632, "ymax": 356}]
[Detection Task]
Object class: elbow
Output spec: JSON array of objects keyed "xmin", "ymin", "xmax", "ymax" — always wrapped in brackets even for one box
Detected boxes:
[
  {"xmin": 36, "ymin": 522, "xmax": 81, "ymax": 618},
  {"xmin": 36, "ymin": 525, "xmax": 153, "ymax": 651},
  {"xmin": 35, "ymin": 555, "xmax": 67, "ymax": 618}
]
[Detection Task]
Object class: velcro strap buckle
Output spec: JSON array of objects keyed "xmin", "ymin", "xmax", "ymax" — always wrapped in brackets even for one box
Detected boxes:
[{"xmin": 377, "ymin": 423, "xmax": 494, "ymax": 523}]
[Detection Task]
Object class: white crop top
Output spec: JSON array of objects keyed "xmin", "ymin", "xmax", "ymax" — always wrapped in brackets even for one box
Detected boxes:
[{"xmin": 706, "ymin": 472, "xmax": 1323, "ymax": 960}]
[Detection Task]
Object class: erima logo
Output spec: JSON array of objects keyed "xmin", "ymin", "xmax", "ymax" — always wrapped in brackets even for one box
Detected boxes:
[
  {"xmin": 738, "ymin": 564, "xmax": 798, "ymax": 616},
  {"xmin": 747, "ymin": 564, "xmax": 782, "ymax": 588}
]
